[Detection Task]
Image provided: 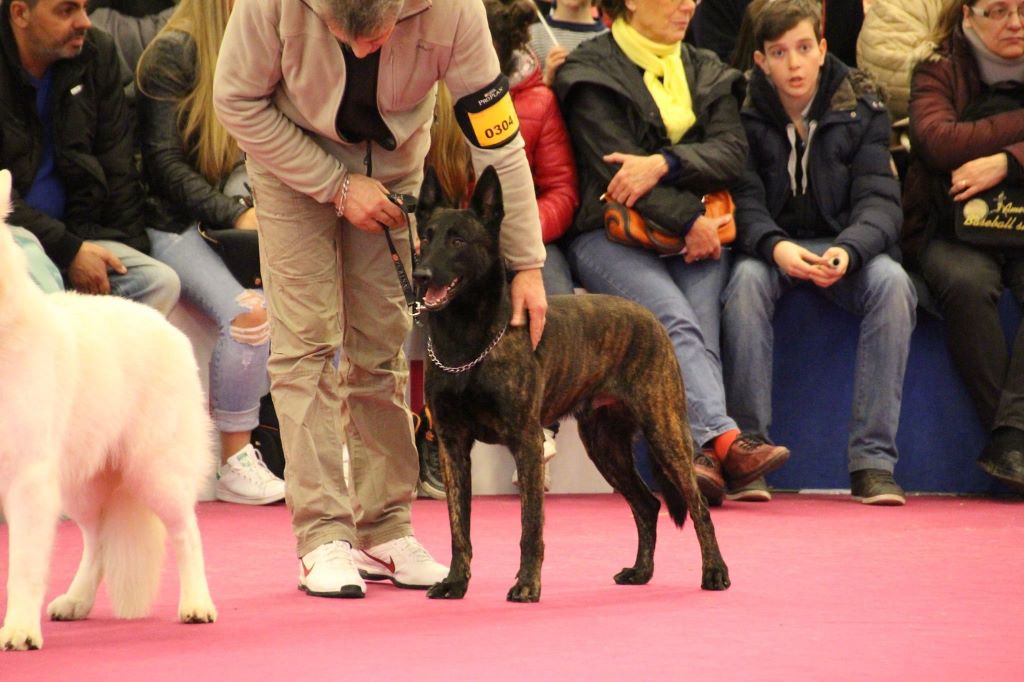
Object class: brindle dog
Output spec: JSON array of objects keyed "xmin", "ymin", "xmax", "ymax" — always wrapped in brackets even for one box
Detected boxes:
[{"xmin": 413, "ymin": 166, "xmax": 729, "ymax": 602}]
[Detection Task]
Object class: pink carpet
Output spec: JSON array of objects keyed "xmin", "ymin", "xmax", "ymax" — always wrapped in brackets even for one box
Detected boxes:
[{"xmin": 2, "ymin": 493, "xmax": 1022, "ymax": 680}]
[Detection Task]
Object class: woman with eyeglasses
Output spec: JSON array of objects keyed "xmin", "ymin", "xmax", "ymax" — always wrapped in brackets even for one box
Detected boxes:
[{"xmin": 902, "ymin": 0, "xmax": 1024, "ymax": 492}]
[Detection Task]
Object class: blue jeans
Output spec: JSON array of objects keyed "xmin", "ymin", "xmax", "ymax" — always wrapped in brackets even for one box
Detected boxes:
[
  {"xmin": 148, "ymin": 227, "xmax": 270, "ymax": 433},
  {"xmin": 11, "ymin": 226, "xmax": 63, "ymax": 293},
  {"xmin": 542, "ymin": 243, "xmax": 575, "ymax": 296},
  {"xmin": 92, "ymin": 239, "xmax": 181, "ymax": 315},
  {"xmin": 568, "ymin": 230, "xmax": 737, "ymax": 445},
  {"xmin": 721, "ymin": 239, "xmax": 917, "ymax": 473}
]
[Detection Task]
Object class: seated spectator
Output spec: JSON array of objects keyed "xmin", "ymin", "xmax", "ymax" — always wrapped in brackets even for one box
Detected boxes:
[
  {"xmin": 10, "ymin": 224, "xmax": 64, "ymax": 294},
  {"xmin": 136, "ymin": 0, "xmax": 283, "ymax": 505},
  {"xmin": 89, "ymin": 0, "xmax": 175, "ymax": 73},
  {"xmin": 902, "ymin": 0, "xmax": 1024, "ymax": 493},
  {"xmin": 554, "ymin": 0, "xmax": 790, "ymax": 506},
  {"xmin": 722, "ymin": 0, "xmax": 916, "ymax": 506},
  {"xmin": 690, "ymin": 0, "xmax": 865, "ymax": 68},
  {"xmin": 530, "ymin": 0, "xmax": 608, "ymax": 86},
  {"xmin": 856, "ymin": 0, "xmax": 945, "ymax": 121},
  {"xmin": 1, "ymin": 0, "xmax": 180, "ymax": 314}
]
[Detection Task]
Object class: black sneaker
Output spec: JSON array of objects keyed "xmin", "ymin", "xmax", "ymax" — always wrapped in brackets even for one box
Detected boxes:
[
  {"xmin": 850, "ymin": 469, "xmax": 906, "ymax": 506},
  {"xmin": 415, "ymin": 405, "xmax": 446, "ymax": 500},
  {"xmin": 725, "ymin": 476, "xmax": 772, "ymax": 502}
]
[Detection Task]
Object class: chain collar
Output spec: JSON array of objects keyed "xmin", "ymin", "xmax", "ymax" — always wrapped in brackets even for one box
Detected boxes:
[{"xmin": 426, "ymin": 323, "xmax": 508, "ymax": 374}]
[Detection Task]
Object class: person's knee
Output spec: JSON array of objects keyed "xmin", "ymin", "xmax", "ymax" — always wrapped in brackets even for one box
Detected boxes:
[
  {"xmin": 724, "ymin": 258, "xmax": 771, "ymax": 309},
  {"xmin": 151, "ymin": 265, "xmax": 181, "ymax": 315},
  {"xmin": 229, "ymin": 291, "xmax": 270, "ymax": 346}
]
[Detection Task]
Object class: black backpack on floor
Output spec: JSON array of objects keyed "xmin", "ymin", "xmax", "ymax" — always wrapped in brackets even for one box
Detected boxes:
[{"xmin": 250, "ymin": 393, "xmax": 285, "ymax": 479}]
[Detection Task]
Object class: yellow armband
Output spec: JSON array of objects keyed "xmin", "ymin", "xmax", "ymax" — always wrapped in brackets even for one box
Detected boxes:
[{"xmin": 454, "ymin": 75, "xmax": 520, "ymax": 149}]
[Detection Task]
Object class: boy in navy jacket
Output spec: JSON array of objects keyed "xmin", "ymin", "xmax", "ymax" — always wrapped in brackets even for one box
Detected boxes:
[{"xmin": 723, "ymin": 0, "xmax": 916, "ymax": 505}]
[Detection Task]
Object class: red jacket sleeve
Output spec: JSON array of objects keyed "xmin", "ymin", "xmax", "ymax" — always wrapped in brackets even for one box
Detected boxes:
[{"xmin": 516, "ymin": 82, "xmax": 579, "ymax": 243}]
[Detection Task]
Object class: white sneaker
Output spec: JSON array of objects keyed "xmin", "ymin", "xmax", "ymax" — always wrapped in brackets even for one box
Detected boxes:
[
  {"xmin": 511, "ymin": 428, "xmax": 556, "ymax": 490},
  {"xmin": 298, "ymin": 540, "xmax": 365, "ymax": 598},
  {"xmin": 354, "ymin": 536, "xmax": 448, "ymax": 589},
  {"xmin": 215, "ymin": 444, "xmax": 286, "ymax": 505},
  {"xmin": 542, "ymin": 427, "xmax": 558, "ymax": 462}
]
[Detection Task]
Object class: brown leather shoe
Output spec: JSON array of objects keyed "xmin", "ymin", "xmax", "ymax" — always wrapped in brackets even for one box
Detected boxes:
[
  {"xmin": 722, "ymin": 433, "xmax": 790, "ymax": 489},
  {"xmin": 693, "ymin": 449, "xmax": 724, "ymax": 507}
]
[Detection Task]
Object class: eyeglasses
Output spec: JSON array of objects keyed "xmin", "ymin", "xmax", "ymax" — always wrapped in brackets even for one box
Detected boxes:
[{"xmin": 968, "ymin": 3, "xmax": 1024, "ymax": 22}]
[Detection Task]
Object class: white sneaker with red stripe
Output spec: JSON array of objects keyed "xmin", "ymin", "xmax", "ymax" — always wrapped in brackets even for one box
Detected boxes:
[
  {"xmin": 298, "ymin": 540, "xmax": 366, "ymax": 598},
  {"xmin": 354, "ymin": 536, "xmax": 448, "ymax": 589}
]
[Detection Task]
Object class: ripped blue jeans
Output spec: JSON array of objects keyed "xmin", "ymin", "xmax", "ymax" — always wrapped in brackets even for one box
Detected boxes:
[{"xmin": 147, "ymin": 225, "xmax": 270, "ymax": 433}]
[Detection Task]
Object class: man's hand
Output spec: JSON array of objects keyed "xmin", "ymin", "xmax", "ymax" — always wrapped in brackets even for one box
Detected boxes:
[
  {"xmin": 510, "ymin": 268, "xmax": 547, "ymax": 350},
  {"xmin": 67, "ymin": 242, "xmax": 127, "ymax": 295},
  {"xmin": 542, "ymin": 45, "xmax": 568, "ymax": 87},
  {"xmin": 772, "ymin": 240, "xmax": 827, "ymax": 280},
  {"xmin": 950, "ymin": 153, "xmax": 1009, "ymax": 202},
  {"xmin": 602, "ymin": 152, "xmax": 669, "ymax": 207},
  {"xmin": 683, "ymin": 214, "xmax": 727, "ymax": 263},
  {"xmin": 809, "ymin": 246, "xmax": 849, "ymax": 288},
  {"xmin": 336, "ymin": 174, "xmax": 406, "ymax": 233}
]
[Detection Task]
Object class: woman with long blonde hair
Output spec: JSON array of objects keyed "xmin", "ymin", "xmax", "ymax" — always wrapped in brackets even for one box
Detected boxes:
[{"xmin": 136, "ymin": 0, "xmax": 284, "ymax": 505}]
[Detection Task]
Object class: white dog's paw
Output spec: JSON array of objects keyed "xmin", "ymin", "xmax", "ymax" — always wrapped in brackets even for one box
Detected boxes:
[
  {"xmin": 47, "ymin": 594, "xmax": 92, "ymax": 622},
  {"xmin": 179, "ymin": 600, "xmax": 217, "ymax": 624},
  {"xmin": 0, "ymin": 622, "xmax": 43, "ymax": 651}
]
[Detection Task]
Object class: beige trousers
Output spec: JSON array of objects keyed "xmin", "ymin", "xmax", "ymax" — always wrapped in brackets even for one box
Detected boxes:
[{"xmin": 247, "ymin": 160, "xmax": 418, "ymax": 558}]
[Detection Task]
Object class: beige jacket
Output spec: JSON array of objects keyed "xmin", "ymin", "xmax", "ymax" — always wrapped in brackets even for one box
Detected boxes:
[
  {"xmin": 856, "ymin": 0, "xmax": 944, "ymax": 120},
  {"xmin": 213, "ymin": 0, "xmax": 544, "ymax": 270}
]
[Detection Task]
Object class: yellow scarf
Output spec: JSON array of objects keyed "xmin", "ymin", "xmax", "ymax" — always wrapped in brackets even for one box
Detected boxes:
[{"xmin": 611, "ymin": 17, "xmax": 695, "ymax": 144}]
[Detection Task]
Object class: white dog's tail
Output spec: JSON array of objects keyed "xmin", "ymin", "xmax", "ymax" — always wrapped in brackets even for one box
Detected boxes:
[{"xmin": 100, "ymin": 486, "xmax": 167, "ymax": 619}]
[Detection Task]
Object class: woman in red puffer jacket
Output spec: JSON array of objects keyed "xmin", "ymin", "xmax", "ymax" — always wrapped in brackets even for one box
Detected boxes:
[{"xmin": 488, "ymin": 0, "xmax": 579, "ymax": 298}]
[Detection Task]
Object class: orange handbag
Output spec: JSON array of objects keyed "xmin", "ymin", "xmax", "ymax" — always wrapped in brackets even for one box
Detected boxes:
[{"xmin": 603, "ymin": 190, "xmax": 736, "ymax": 255}]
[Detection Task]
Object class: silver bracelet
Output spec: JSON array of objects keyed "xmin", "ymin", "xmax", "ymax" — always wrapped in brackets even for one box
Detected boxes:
[{"xmin": 334, "ymin": 171, "xmax": 351, "ymax": 218}]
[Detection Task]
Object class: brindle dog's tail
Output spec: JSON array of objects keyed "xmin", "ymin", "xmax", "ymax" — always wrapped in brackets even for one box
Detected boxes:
[{"xmin": 650, "ymin": 466, "xmax": 689, "ymax": 528}]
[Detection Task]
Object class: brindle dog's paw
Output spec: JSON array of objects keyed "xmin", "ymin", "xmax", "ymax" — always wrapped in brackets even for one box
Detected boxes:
[
  {"xmin": 506, "ymin": 581, "xmax": 541, "ymax": 603},
  {"xmin": 427, "ymin": 578, "xmax": 468, "ymax": 599},
  {"xmin": 613, "ymin": 566, "xmax": 653, "ymax": 585},
  {"xmin": 701, "ymin": 563, "xmax": 731, "ymax": 591}
]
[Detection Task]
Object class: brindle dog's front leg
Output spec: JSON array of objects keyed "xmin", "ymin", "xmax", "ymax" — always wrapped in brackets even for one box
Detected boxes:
[
  {"xmin": 427, "ymin": 427, "xmax": 474, "ymax": 599},
  {"xmin": 507, "ymin": 430, "xmax": 545, "ymax": 602}
]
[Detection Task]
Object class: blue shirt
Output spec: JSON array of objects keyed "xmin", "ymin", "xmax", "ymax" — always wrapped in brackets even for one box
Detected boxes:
[{"xmin": 24, "ymin": 68, "xmax": 67, "ymax": 220}]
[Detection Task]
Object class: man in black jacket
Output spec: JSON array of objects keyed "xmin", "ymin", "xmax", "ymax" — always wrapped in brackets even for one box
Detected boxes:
[{"xmin": 0, "ymin": 0, "xmax": 179, "ymax": 313}]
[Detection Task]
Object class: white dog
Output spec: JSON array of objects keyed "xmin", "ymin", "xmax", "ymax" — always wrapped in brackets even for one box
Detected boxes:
[{"xmin": 0, "ymin": 169, "xmax": 216, "ymax": 651}]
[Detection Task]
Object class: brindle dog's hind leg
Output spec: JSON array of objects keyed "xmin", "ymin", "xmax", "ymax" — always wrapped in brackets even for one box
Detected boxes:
[
  {"xmin": 427, "ymin": 425, "xmax": 475, "ymax": 599},
  {"xmin": 642, "ymin": 412, "xmax": 730, "ymax": 590},
  {"xmin": 507, "ymin": 427, "xmax": 546, "ymax": 603},
  {"xmin": 576, "ymin": 406, "xmax": 659, "ymax": 585}
]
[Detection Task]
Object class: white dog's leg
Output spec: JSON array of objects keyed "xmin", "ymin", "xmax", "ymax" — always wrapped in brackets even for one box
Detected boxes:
[
  {"xmin": 162, "ymin": 506, "xmax": 217, "ymax": 624},
  {"xmin": 46, "ymin": 478, "xmax": 109, "ymax": 621},
  {"xmin": 1, "ymin": 464, "xmax": 61, "ymax": 651},
  {"xmin": 140, "ymin": 484, "xmax": 217, "ymax": 624}
]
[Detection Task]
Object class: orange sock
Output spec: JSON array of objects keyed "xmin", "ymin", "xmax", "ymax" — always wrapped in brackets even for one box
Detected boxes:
[{"xmin": 712, "ymin": 429, "xmax": 741, "ymax": 461}]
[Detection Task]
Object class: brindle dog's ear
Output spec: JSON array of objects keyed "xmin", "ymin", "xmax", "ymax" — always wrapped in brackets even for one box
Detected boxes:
[
  {"xmin": 470, "ymin": 165, "xmax": 504, "ymax": 235},
  {"xmin": 416, "ymin": 167, "xmax": 447, "ymax": 237}
]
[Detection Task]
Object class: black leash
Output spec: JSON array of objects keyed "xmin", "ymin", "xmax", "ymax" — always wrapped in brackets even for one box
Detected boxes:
[{"xmin": 381, "ymin": 192, "xmax": 422, "ymax": 325}]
